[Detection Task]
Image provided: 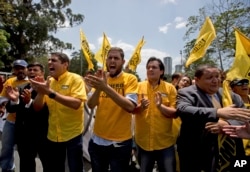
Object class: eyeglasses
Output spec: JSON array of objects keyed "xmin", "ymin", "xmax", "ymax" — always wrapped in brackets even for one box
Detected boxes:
[{"xmin": 235, "ymin": 82, "xmax": 249, "ymax": 86}]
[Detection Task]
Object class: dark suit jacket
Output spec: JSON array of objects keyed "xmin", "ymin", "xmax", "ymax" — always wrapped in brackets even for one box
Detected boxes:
[
  {"xmin": 6, "ymin": 83, "xmax": 49, "ymax": 144},
  {"xmin": 176, "ymin": 84, "xmax": 245, "ymax": 171}
]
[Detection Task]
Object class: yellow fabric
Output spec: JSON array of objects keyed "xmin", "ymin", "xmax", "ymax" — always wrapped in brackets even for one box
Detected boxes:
[
  {"xmin": 0, "ymin": 77, "xmax": 29, "ymax": 122},
  {"xmin": 211, "ymin": 94, "xmax": 222, "ymax": 108},
  {"xmin": 214, "ymin": 94, "xmax": 236, "ymax": 172},
  {"xmin": 222, "ymin": 80, "xmax": 233, "ymax": 108},
  {"xmin": 172, "ymin": 117, "xmax": 181, "ymax": 143},
  {"xmin": 226, "ymin": 29, "xmax": 250, "ymax": 82},
  {"xmin": 185, "ymin": 17, "xmax": 216, "ymax": 67},
  {"xmin": 80, "ymin": 29, "xmax": 94, "ymax": 70},
  {"xmin": 218, "ymin": 29, "xmax": 250, "ymax": 169},
  {"xmin": 243, "ymin": 139, "xmax": 250, "ymax": 156},
  {"xmin": 135, "ymin": 80, "xmax": 177, "ymax": 151},
  {"xmin": 128, "ymin": 37, "xmax": 145, "ymax": 72},
  {"xmin": 93, "ymin": 72, "xmax": 138, "ymax": 141},
  {"xmin": 45, "ymin": 71, "xmax": 87, "ymax": 142},
  {"xmin": 223, "ymin": 29, "xmax": 250, "ymax": 107},
  {"xmin": 94, "ymin": 33, "xmax": 111, "ymax": 70}
]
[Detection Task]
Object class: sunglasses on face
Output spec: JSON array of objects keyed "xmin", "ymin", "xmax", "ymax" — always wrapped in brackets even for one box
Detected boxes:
[{"xmin": 235, "ymin": 82, "xmax": 249, "ymax": 86}]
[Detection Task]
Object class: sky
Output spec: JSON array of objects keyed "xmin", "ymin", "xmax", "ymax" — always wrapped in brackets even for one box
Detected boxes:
[{"xmin": 55, "ymin": 0, "xmax": 207, "ymax": 80}]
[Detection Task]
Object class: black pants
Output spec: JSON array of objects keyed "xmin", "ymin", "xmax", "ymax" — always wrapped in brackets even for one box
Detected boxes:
[{"xmin": 17, "ymin": 135, "xmax": 47, "ymax": 172}]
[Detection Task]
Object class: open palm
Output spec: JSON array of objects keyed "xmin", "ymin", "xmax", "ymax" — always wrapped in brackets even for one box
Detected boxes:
[{"xmin": 5, "ymin": 86, "xmax": 19, "ymax": 102}]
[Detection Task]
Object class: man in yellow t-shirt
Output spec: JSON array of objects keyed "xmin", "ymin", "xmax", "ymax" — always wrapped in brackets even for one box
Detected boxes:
[
  {"xmin": 0, "ymin": 59, "xmax": 29, "ymax": 172},
  {"xmin": 85, "ymin": 47, "xmax": 138, "ymax": 172},
  {"xmin": 30, "ymin": 52, "xmax": 87, "ymax": 172},
  {"xmin": 133, "ymin": 57, "xmax": 177, "ymax": 172}
]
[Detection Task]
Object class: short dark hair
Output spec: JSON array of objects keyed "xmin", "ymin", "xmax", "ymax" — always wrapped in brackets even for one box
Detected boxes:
[
  {"xmin": 171, "ymin": 73, "xmax": 182, "ymax": 81},
  {"xmin": 27, "ymin": 62, "xmax": 44, "ymax": 72},
  {"xmin": 51, "ymin": 52, "xmax": 70, "ymax": 64},
  {"xmin": 194, "ymin": 64, "xmax": 218, "ymax": 78},
  {"xmin": 146, "ymin": 57, "xmax": 165, "ymax": 79},
  {"xmin": 107, "ymin": 47, "xmax": 125, "ymax": 59}
]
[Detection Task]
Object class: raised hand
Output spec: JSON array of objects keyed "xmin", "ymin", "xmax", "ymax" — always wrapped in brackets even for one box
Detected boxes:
[
  {"xmin": 141, "ymin": 94, "xmax": 150, "ymax": 110},
  {"xmin": 21, "ymin": 88, "xmax": 32, "ymax": 104},
  {"xmin": 30, "ymin": 76, "xmax": 50, "ymax": 95},
  {"xmin": 223, "ymin": 122, "xmax": 250, "ymax": 139},
  {"xmin": 154, "ymin": 91, "xmax": 162, "ymax": 108},
  {"xmin": 5, "ymin": 86, "xmax": 19, "ymax": 102},
  {"xmin": 205, "ymin": 120, "xmax": 229, "ymax": 134},
  {"xmin": 217, "ymin": 105, "xmax": 250, "ymax": 122},
  {"xmin": 84, "ymin": 70, "xmax": 108, "ymax": 91}
]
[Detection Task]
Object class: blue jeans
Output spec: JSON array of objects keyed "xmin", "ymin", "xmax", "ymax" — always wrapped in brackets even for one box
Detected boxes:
[
  {"xmin": 0, "ymin": 120, "xmax": 15, "ymax": 171},
  {"xmin": 88, "ymin": 138, "xmax": 132, "ymax": 172},
  {"xmin": 137, "ymin": 144, "xmax": 176, "ymax": 172},
  {"xmin": 44, "ymin": 134, "xmax": 85, "ymax": 172}
]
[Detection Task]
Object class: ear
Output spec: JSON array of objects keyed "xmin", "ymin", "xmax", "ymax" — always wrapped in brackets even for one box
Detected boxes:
[
  {"xmin": 122, "ymin": 59, "xmax": 125, "ymax": 65},
  {"xmin": 64, "ymin": 62, "xmax": 69, "ymax": 70},
  {"xmin": 160, "ymin": 70, "xmax": 164, "ymax": 75},
  {"xmin": 194, "ymin": 76, "xmax": 198, "ymax": 82}
]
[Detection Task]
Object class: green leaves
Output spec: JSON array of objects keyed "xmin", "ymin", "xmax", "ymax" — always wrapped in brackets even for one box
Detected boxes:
[
  {"xmin": 183, "ymin": 0, "xmax": 249, "ymax": 75},
  {"xmin": 0, "ymin": 0, "xmax": 84, "ymax": 72}
]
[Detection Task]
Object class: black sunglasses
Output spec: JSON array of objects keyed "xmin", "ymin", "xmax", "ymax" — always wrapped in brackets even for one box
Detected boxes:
[{"xmin": 235, "ymin": 82, "xmax": 249, "ymax": 86}]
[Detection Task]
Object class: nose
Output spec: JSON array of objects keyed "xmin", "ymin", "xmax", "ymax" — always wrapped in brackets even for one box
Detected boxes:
[{"xmin": 110, "ymin": 57, "xmax": 115, "ymax": 62}]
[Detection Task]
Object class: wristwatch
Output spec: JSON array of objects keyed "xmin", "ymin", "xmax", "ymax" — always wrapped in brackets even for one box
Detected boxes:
[{"xmin": 48, "ymin": 92, "xmax": 56, "ymax": 99}]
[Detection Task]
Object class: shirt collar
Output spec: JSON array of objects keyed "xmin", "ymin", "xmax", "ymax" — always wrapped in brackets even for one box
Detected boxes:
[{"xmin": 56, "ymin": 71, "xmax": 69, "ymax": 81}]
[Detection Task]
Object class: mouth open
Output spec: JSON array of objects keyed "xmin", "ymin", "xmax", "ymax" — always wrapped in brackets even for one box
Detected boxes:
[
  {"xmin": 49, "ymin": 67, "xmax": 55, "ymax": 72},
  {"xmin": 109, "ymin": 66, "xmax": 116, "ymax": 72},
  {"xmin": 29, "ymin": 75, "xmax": 35, "ymax": 79}
]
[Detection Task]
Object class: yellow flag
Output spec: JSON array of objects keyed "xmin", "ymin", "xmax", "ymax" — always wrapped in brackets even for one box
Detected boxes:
[
  {"xmin": 94, "ymin": 33, "xmax": 111, "ymax": 70},
  {"xmin": 222, "ymin": 28, "xmax": 250, "ymax": 107},
  {"xmin": 218, "ymin": 28, "xmax": 250, "ymax": 172},
  {"xmin": 222, "ymin": 80, "xmax": 233, "ymax": 106},
  {"xmin": 185, "ymin": 17, "xmax": 216, "ymax": 67},
  {"xmin": 128, "ymin": 36, "xmax": 145, "ymax": 72},
  {"xmin": 80, "ymin": 29, "xmax": 94, "ymax": 70},
  {"xmin": 226, "ymin": 28, "xmax": 250, "ymax": 82}
]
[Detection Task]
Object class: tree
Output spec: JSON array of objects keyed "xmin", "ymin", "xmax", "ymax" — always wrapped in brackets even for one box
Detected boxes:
[
  {"xmin": 0, "ymin": 1, "xmax": 17, "ymax": 71},
  {"xmin": 0, "ymin": 0, "xmax": 84, "ymax": 71},
  {"xmin": 69, "ymin": 51, "xmax": 98, "ymax": 76},
  {"xmin": 0, "ymin": 29, "xmax": 10, "ymax": 70},
  {"xmin": 183, "ymin": 0, "xmax": 250, "ymax": 74}
]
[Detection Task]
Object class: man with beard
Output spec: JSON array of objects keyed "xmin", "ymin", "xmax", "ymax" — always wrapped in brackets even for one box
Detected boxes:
[
  {"xmin": 0, "ymin": 60, "xmax": 29, "ymax": 172},
  {"xmin": 85, "ymin": 47, "xmax": 138, "ymax": 172},
  {"xmin": 5, "ymin": 62, "xmax": 49, "ymax": 172}
]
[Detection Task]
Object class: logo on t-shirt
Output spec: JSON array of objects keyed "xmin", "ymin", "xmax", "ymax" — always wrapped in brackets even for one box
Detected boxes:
[{"xmin": 61, "ymin": 85, "xmax": 69, "ymax": 89}]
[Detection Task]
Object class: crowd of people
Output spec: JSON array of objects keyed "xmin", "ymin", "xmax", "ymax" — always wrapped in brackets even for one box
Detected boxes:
[{"xmin": 0, "ymin": 47, "xmax": 249, "ymax": 172}]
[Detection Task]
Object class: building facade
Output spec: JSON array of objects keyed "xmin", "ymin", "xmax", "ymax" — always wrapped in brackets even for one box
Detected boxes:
[
  {"xmin": 163, "ymin": 56, "xmax": 172, "ymax": 75},
  {"xmin": 175, "ymin": 64, "xmax": 183, "ymax": 73}
]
